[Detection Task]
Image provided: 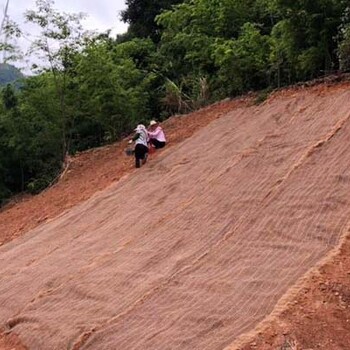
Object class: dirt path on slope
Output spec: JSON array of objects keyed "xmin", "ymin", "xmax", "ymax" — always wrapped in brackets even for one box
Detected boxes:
[{"xmin": 1, "ymin": 81, "xmax": 350, "ymax": 350}]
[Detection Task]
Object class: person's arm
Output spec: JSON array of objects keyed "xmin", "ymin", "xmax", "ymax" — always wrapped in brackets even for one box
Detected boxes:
[
  {"xmin": 132, "ymin": 133, "xmax": 140, "ymax": 141},
  {"xmin": 148, "ymin": 127, "xmax": 161, "ymax": 138}
]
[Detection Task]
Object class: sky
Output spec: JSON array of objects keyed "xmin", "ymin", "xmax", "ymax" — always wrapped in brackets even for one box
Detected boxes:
[{"xmin": 1, "ymin": 0, "xmax": 128, "ymax": 71}]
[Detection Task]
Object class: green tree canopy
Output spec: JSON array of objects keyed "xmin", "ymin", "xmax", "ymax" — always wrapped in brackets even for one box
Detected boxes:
[{"xmin": 120, "ymin": 0, "xmax": 183, "ymax": 41}]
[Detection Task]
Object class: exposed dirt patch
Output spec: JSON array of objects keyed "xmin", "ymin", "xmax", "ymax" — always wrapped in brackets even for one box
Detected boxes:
[
  {"xmin": 239, "ymin": 234, "xmax": 350, "ymax": 350},
  {"xmin": 0, "ymin": 333, "xmax": 27, "ymax": 350}
]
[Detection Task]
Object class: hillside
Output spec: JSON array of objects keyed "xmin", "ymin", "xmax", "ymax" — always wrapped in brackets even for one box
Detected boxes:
[
  {"xmin": 1, "ymin": 82, "xmax": 350, "ymax": 349},
  {"xmin": 0, "ymin": 63, "xmax": 24, "ymax": 86}
]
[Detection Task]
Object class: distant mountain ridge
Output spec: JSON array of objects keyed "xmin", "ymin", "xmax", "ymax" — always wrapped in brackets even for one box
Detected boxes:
[{"xmin": 0, "ymin": 63, "xmax": 24, "ymax": 86}]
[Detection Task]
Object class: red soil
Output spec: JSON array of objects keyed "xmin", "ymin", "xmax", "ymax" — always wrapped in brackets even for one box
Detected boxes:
[
  {"xmin": 0, "ymin": 98, "xmax": 244, "ymax": 247},
  {"xmin": 239, "ymin": 235, "xmax": 350, "ymax": 350},
  {"xmin": 1, "ymin": 81, "xmax": 350, "ymax": 349},
  {"xmin": 0, "ymin": 97, "xmax": 249, "ymax": 349}
]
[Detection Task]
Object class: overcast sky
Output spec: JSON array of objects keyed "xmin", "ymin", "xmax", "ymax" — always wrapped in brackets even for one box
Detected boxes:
[{"xmin": 1, "ymin": 0, "xmax": 128, "ymax": 70}]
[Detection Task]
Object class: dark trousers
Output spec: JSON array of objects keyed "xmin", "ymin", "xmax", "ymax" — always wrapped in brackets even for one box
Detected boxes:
[
  {"xmin": 150, "ymin": 139, "xmax": 166, "ymax": 149},
  {"xmin": 134, "ymin": 144, "xmax": 148, "ymax": 168}
]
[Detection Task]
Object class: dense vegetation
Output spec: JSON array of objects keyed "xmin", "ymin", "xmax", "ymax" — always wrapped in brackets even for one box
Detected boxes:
[{"xmin": 0, "ymin": 0, "xmax": 349, "ymax": 204}]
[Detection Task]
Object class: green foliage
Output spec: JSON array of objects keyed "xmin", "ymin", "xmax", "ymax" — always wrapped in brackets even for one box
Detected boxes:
[
  {"xmin": 157, "ymin": 0, "xmax": 348, "ymax": 97},
  {"xmin": 2, "ymin": 84, "xmax": 18, "ymax": 108},
  {"xmin": 338, "ymin": 7, "xmax": 350, "ymax": 71},
  {"xmin": 0, "ymin": 17, "xmax": 23, "ymax": 63},
  {"xmin": 24, "ymin": 0, "xmax": 89, "ymax": 159},
  {"xmin": 71, "ymin": 37, "xmax": 157, "ymax": 148},
  {"xmin": 0, "ymin": 78, "xmax": 62, "ymax": 199},
  {"xmin": 0, "ymin": 0, "xmax": 349, "ymax": 203},
  {"xmin": 161, "ymin": 76, "xmax": 210, "ymax": 114},
  {"xmin": 213, "ymin": 23, "xmax": 271, "ymax": 96},
  {"xmin": 120, "ymin": 0, "xmax": 183, "ymax": 41},
  {"xmin": 339, "ymin": 26, "xmax": 350, "ymax": 71},
  {"xmin": 269, "ymin": 0, "xmax": 345, "ymax": 79}
]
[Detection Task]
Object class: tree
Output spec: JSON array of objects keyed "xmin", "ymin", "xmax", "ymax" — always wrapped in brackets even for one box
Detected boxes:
[
  {"xmin": 2, "ymin": 84, "xmax": 17, "ymax": 109},
  {"xmin": 338, "ymin": 6, "xmax": 350, "ymax": 71},
  {"xmin": 72, "ymin": 36, "xmax": 158, "ymax": 146},
  {"xmin": 213, "ymin": 23, "xmax": 270, "ymax": 95},
  {"xmin": 271, "ymin": 0, "xmax": 347, "ymax": 79},
  {"xmin": 121, "ymin": 0, "xmax": 183, "ymax": 41},
  {"xmin": 24, "ymin": 0, "xmax": 88, "ymax": 159},
  {"xmin": 0, "ymin": 75, "xmax": 63, "ymax": 198}
]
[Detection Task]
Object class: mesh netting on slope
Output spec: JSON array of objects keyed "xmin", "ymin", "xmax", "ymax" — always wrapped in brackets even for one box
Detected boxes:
[{"xmin": 1, "ymin": 88, "xmax": 350, "ymax": 350}]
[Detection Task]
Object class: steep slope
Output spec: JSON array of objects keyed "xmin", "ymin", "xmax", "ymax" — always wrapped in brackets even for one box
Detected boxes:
[
  {"xmin": 0, "ymin": 99, "xmax": 241, "ymax": 246},
  {"xmin": 1, "ymin": 83, "xmax": 350, "ymax": 349}
]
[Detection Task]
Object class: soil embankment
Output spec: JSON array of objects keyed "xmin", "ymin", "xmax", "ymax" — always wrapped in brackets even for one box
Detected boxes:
[
  {"xmin": 0, "ymin": 99, "xmax": 241, "ymax": 246},
  {"xmin": 1, "ymin": 82, "xmax": 350, "ymax": 349}
]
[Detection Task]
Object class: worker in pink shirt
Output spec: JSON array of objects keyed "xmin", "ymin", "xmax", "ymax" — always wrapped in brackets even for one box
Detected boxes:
[{"xmin": 148, "ymin": 120, "xmax": 166, "ymax": 149}]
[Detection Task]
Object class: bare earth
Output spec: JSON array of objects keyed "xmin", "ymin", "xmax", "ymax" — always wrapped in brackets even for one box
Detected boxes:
[{"xmin": 1, "ymin": 82, "xmax": 350, "ymax": 349}]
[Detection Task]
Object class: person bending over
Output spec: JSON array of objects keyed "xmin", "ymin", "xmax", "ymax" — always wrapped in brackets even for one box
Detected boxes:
[{"xmin": 129, "ymin": 124, "xmax": 149, "ymax": 168}]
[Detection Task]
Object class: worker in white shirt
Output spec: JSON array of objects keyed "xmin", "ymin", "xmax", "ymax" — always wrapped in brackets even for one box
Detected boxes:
[{"xmin": 129, "ymin": 124, "xmax": 149, "ymax": 168}]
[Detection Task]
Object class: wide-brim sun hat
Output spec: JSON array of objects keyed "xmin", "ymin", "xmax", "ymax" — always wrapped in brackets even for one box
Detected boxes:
[{"xmin": 149, "ymin": 120, "xmax": 157, "ymax": 126}]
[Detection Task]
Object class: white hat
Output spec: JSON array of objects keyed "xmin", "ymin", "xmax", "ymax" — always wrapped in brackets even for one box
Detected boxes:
[{"xmin": 149, "ymin": 120, "xmax": 158, "ymax": 126}]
